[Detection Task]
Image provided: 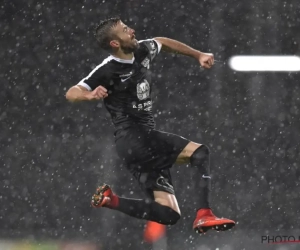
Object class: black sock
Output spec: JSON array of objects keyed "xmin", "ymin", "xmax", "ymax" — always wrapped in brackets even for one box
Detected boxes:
[
  {"xmin": 114, "ymin": 197, "xmax": 180, "ymax": 225},
  {"xmin": 190, "ymin": 145, "xmax": 211, "ymax": 209}
]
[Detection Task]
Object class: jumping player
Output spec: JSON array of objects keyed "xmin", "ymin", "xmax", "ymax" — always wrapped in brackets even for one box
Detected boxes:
[{"xmin": 66, "ymin": 17, "xmax": 235, "ymax": 234}]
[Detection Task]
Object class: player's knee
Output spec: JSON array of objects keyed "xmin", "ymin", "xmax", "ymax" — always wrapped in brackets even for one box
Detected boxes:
[
  {"xmin": 165, "ymin": 209, "xmax": 181, "ymax": 225},
  {"xmin": 154, "ymin": 205, "xmax": 181, "ymax": 225},
  {"xmin": 170, "ymin": 210, "xmax": 181, "ymax": 225},
  {"xmin": 190, "ymin": 144, "xmax": 210, "ymax": 162}
]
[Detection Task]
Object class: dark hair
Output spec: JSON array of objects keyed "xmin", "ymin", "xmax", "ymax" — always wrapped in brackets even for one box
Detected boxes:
[{"xmin": 94, "ymin": 17, "xmax": 121, "ymax": 51}]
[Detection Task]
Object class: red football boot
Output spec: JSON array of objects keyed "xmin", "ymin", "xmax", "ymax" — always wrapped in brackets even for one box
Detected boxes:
[
  {"xmin": 144, "ymin": 221, "xmax": 166, "ymax": 243},
  {"xmin": 91, "ymin": 184, "xmax": 118, "ymax": 208},
  {"xmin": 193, "ymin": 208, "xmax": 235, "ymax": 234}
]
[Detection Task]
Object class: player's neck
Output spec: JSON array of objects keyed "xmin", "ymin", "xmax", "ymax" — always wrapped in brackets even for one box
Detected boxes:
[{"xmin": 111, "ymin": 51, "xmax": 134, "ymax": 61}]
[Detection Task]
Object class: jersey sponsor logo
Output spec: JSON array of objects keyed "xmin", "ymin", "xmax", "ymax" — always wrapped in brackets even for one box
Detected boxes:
[
  {"xmin": 143, "ymin": 101, "xmax": 152, "ymax": 111},
  {"xmin": 137, "ymin": 80, "xmax": 150, "ymax": 100},
  {"xmin": 132, "ymin": 100, "xmax": 152, "ymax": 111},
  {"xmin": 141, "ymin": 58, "xmax": 150, "ymax": 69},
  {"xmin": 150, "ymin": 41, "xmax": 155, "ymax": 49},
  {"xmin": 149, "ymin": 41, "xmax": 157, "ymax": 55}
]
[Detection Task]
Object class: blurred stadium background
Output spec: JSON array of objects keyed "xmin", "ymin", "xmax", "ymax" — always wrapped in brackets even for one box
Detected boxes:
[{"xmin": 1, "ymin": 0, "xmax": 300, "ymax": 249}]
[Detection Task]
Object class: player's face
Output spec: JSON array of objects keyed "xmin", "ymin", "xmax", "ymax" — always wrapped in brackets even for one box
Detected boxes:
[{"xmin": 110, "ymin": 21, "xmax": 139, "ymax": 54}]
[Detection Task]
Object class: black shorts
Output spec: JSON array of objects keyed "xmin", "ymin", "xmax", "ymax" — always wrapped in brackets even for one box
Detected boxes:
[{"xmin": 115, "ymin": 126, "xmax": 190, "ymax": 199}]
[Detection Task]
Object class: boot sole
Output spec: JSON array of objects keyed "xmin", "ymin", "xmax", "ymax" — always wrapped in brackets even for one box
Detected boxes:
[{"xmin": 194, "ymin": 222, "xmax": 235, "ymax": 234}]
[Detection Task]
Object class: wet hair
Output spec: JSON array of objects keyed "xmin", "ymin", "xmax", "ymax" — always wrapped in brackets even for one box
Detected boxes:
[{"xmin": 94, "ymin": 17, "xmax": 121, "ymax": 51}]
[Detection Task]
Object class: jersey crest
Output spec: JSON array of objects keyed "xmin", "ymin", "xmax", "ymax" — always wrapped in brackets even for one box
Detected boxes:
[{"xmin": 137, "ymin": 80, "xmax": 150, "ymax": 100}]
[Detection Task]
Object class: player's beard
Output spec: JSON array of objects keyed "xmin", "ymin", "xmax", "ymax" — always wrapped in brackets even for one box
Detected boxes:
[{"xmin": 120, "ymin": 40, "xmax": 139, "ymax": 54}]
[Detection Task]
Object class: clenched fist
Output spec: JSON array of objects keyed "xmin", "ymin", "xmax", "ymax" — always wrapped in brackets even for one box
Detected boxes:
[
  {"xmin": 86, "ymin": 86, "xmax": 108, "ymax": 100},
  {"xmin": 198, "ymin": 52, "xmax": 214, "ymax": 69}
]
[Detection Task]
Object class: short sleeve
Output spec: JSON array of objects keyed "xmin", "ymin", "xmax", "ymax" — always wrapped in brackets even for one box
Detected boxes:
[
  {"xmin": 138, "ymin": 39, "xmax": 162, "ymax": 61},
  {"xmin": 77, "ymin": 59, "xmax": 111, "ymax": 91}
]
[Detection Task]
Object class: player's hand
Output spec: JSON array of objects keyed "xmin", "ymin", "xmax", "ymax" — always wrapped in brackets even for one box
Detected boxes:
[
  {"xmin": 86, "ymin": 86, "xmax": 108, "ymax": 100},
  {"xmin": 198, "ymin": 52, "xmax": 214, "ymax": 69}
]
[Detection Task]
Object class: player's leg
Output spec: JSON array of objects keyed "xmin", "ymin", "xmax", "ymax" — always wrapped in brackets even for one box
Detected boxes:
[
  {"xmin": 176, "ymin": 141, "xmax": 235, "ymax": 233},
  {"xmin": 144, "ymin": 190, "xmax": 179, "ymax": 243},
  {"xmin": 91, "ymin": 186, "xmax": 180, "ymax": 225},
  {"xmin": 91, "ymin": 169, "xmax": 181, "ymax": 225},
  {"xmin": 142, "ymin": 170, "xmax": 180, "ymax": 243},
  {"xmin": 176, "ymin": 142, "xmax": 211, "ymax": 208}
]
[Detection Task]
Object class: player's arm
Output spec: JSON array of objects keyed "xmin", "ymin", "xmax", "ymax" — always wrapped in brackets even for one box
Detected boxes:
[
  {"xmin": 66, "ymin": 85, "xmax": 108, "ymax": 102},
  {"xmin": 154, "ymin": 37, "xmax": 214, "ymax": 69},
  {"xmin": 66, "ymin": 62, "xmax": 110, "ymax": 102}
]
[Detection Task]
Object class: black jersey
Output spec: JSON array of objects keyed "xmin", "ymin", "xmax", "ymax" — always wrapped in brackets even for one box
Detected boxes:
[{"xmin": 78, "ymin": 39, "xmax": 161, "ymax": 131}]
